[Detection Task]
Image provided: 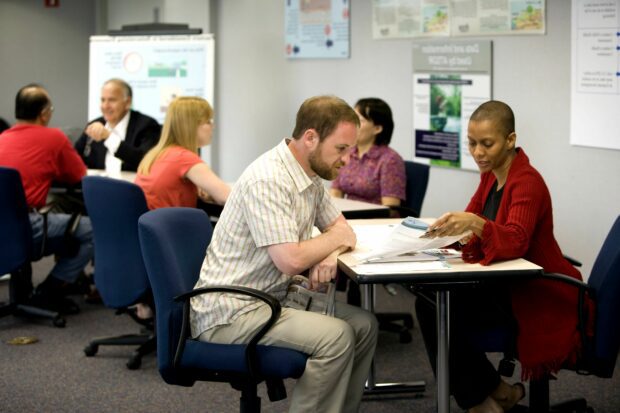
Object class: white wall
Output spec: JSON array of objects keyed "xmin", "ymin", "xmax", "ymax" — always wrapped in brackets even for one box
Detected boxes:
[
  {"xmin": 213, "ymin": 0, "xmax": 620, "ymax": 277},
  {"xmin": 0, "ymin": 0, "xmax": 95, "ymax": 132}
]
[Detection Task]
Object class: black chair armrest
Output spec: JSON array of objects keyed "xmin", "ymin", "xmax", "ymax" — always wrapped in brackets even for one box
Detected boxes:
[
  {"xmin": 38, "ymin": 203, "xmax": 55, "ymax": 215},
  {"xmin": 542, "ymin": 272, "xmax": 594, "ymax": 365},
  {"xmin": 37, "ymin": 202, "xmax": 55, "ymax": 257},
  {"xmin": 36, "ymin": 202, "xmax": 81, "ymax": 258},
  {"xmin": 540, "ymin": 272, "xmax": 590, "ymax": 291},
  {"xmin": 174, "ymin": 286, "xmax": 282, "ymax": 378},
  {"xmin": 563, "ymin": 254, "xmax": 582, "ymax": 267}
]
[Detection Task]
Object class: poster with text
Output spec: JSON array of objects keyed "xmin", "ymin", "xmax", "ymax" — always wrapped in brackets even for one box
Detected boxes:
[
  {"xmin": 372, "ymin": 0, "xmax": 450, "ymax": 39},
  {"xmin": 412, "ymin": 40, "xmax": 492, "ymax": 171},
  {"xmin": 570, "ymin": 0, "xmax": 620, "ymax": 150},
  {"xmin": 451, "ymin": 0, "xmax": 545, "ymax": 36},
  {"xmin": 372, "ymin": 0, "xmax": 545, "ymax": 39},
  {"xmin": 285, "ymin": 0, "xmax": 350, "ymax": 59}
]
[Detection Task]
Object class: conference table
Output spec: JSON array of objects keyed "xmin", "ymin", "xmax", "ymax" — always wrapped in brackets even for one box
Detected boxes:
[{"xmin": 337, "ymin": 218, "xmax": 543, "ymax": 413}]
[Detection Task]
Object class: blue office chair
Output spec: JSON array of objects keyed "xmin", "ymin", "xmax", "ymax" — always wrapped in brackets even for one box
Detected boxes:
[
  {"xmin": 390, "ymin": 160, "xmax": 430, "ymax": 219},
  {"xmin": 0, "ymin": 167, "xmax": 65, "ymax": 327},
  {"xmin": 81, "ymin": 176, "xmax": 155, "ymax": 370},
  {"xmin": 138, "ymin": 208, "xmax": 308, "ymax": 413},
  {"xmin": 479, "ymin": 215, "xmax": 620, "ymax": 412}
]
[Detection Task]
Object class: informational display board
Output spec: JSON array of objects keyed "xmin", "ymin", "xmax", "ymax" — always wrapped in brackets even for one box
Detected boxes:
[
  {"xmin": 285, "ymin": 0, "xmax": 350, "ymax": 59},
  {"xmin": 412, "ymin": 40, "xmax": 492, "ymax": 171},
  {"xmin": 88, "ymin": 34, "xmax": 214, "ymax": 125},
  {"xmin": 570, "ymin": 0, "xmax": 620, "ymax": 151},
  {"xmin": 372, "ymin": 0, "xmax": 545, "ymax": 39}
]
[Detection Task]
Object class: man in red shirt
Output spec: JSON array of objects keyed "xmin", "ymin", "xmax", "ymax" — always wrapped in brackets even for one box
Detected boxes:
[{"xmin": 0, "ymin": 84, "xmax": 93, "ymax": 314}]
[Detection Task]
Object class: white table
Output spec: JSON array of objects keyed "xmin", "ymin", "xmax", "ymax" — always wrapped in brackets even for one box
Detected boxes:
[
  {"xmin": 338, "ymin": 219, "xmax": 543, "ymax": 412},
  {"xmin": 87, "ymin": 169, "xmax": 136, "ymax": 183},
  {"xmin": 331, "ymin": 197, "xmax": 390, "ymax": 219}
]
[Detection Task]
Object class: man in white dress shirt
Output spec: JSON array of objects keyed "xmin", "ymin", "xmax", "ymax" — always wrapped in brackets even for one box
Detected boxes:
[{"xmin": 74, "ymin": 78, "xmax": 160, "ymax": 173}]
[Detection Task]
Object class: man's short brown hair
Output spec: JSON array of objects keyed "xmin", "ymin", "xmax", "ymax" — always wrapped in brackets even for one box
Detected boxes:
[{"xmin": 292, "ymin": 95, "xmax": 359, "ymax": 142}]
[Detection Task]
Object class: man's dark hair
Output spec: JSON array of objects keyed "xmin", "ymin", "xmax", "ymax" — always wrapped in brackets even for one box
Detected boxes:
[
  {"xmin": 469, "ymin": 100, "xmax": 515, "ymax": 137},
  {"xmin": 292, "ymin": 95, "xmax": 360, "ymax": 142},
  {"xmin": 15, "ymin": 84, "xmax": 50, "ymax": 121},
  {"xmin": 355, "ymin": 98, "xmax": 394, "ymax": 146}
]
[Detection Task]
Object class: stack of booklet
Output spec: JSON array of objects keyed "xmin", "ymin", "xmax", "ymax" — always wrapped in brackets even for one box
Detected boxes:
[{"xmin": 353, "ymin": 217, "xmax": 468, "ymax": 264}]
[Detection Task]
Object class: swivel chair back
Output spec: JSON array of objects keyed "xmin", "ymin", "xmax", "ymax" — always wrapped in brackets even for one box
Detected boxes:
[
  {"xmin": 403, "ymin": 160, "xmax": 430, "ymax": 218},
  {"xmin": 0, "ymin": 167, "xmax": 64, "ymax": 327},
  {"xmin": 81, "ymin": 176, "xmax": 155, "ymax": 369}
]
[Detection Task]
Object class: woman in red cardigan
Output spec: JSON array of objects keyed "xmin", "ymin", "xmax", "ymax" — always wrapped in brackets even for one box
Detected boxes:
[{"xmin": 417, "ymin": 100, "xmax": 584, "ymax": 413}]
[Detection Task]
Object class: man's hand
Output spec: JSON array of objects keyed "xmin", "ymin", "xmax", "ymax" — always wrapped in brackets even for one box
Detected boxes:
[
  {"xmin": 309, "ymin": 250, "xmax": 339, "ymax": 290},
  {"xmin": 326, "ymin": 219, "xmax": 357, "ymax": 251},
  {"xmin": 85, "ymin": 122, "xmax": 111, "ymax": 142}
]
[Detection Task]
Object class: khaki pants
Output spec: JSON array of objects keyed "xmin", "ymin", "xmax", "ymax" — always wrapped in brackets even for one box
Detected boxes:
[{"xmin": 199, "ymin": 302, "xmax": 378, "ymax": 413}]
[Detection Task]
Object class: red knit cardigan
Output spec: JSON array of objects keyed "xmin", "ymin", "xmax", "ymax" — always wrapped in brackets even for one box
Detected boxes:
[{"xmin": 461, "ymin": 148, "xmax": 589, "ymax": 379}]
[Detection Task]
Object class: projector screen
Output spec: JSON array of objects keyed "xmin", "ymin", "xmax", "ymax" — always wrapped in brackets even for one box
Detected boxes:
[{"xmin": 88, "ymin": 34, "xmax": 214, "ymax": 161}]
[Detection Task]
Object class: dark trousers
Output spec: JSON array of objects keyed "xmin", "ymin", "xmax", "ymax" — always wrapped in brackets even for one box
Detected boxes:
[{"xmin": 415, "ymin": 284, "xmax": 516, "ymax": 409}]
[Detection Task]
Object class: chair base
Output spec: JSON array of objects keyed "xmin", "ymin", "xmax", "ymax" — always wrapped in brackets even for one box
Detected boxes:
[
  {"xmin": 0, "ymin": 266, "xmax": 66, "ymax": 327},
  {"xmin": 84, "ymin": 332, "xmax": 156, "ymax": 370}
]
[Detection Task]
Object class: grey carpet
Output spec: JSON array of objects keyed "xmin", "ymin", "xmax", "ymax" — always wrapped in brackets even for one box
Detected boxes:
[{"xmin": 1, "ymin": 257, "xmax": 618, "ymax": 412}]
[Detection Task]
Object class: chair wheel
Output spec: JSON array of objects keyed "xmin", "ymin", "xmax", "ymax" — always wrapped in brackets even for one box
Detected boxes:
[
  {"xmin": 126, "ymin": 355, "xmax": 141, "ymax": 370},
  {"xmin": 84, "ymin": 344, "xmax": 98, "ymax": 357},
  {"xmin": 399, "ymin": 331, "xmax": 412, "ymax": 344},
  {"xmin": 52, "ymin": 316, "xmax": 66, "ymax": 328}
]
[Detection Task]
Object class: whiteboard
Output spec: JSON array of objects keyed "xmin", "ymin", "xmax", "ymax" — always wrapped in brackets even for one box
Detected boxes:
[
  {"xmin": 570, "ymin": 0, "xmax": 620, "ymax": 151},
  {"xmin": 88, "ymin": 34, "xmax": 215, "ymax": 161},
  {"xmin": 88, "ymin": 34, "xmax": 214, "ymax": 123}
]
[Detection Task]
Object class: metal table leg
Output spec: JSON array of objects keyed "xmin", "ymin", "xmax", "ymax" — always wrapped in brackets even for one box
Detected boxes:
[
  {"xmin": 362, "ymin": 284, "xmax": 426, "ymax": 395},
  {"xmin": 436, "ymin": 290, "xmax": 450, "ymax": 413}
]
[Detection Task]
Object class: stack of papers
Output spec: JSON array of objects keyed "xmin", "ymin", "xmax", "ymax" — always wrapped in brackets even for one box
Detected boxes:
[{"xmin": 351, "ymin": 217, "xmax": 469, "ymax": 267}]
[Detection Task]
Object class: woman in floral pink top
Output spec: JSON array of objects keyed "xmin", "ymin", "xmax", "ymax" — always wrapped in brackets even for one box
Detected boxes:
[{"xmin": 330, "ymin": 98, "xmax": 406, "ymax": 206}]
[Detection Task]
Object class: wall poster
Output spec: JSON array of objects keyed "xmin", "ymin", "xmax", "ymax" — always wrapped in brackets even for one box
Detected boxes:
[
  {"xmin": 285, "ymin": 0, "xmax": 350, "ymax": 59},
  {"xmin": 412, "ymin": 40, "xmax": 492, "ymax": 171},
  {"xmin": 570, "ymin": 0, "xmax": 620, "ymax": 150},
  {"xmin": 372, "ymin": 0, "xmax": 545, "ymax": 39}
]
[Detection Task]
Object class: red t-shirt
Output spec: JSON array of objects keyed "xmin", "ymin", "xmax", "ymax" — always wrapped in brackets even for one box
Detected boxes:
[
  {"xmin": 0, "ymin": 124, "xmax": 86, "ymax": 208},
  {"xmin": 135, "ymin": 146, "xmax": 203, "ymax": 210}
]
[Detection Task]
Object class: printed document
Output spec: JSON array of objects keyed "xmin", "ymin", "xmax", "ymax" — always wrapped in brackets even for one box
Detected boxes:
[{"xmin": 352, "ymin": 218, "xmax": 468, "ymax": 263}]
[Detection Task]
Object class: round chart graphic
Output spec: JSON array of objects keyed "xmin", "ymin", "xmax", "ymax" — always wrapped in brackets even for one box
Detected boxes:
[{"xmin": 123, "ymin": 52, "xmax": 143, "ymax": 73}]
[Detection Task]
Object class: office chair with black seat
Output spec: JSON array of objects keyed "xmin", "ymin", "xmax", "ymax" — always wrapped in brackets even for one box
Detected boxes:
[
  {"xmin": 479, "ymin": 215, "xmax": 620, "ymax": 413},
  {"xmin": 81, "ymin": 176, "xmax": 155, "ymax": 370},
  {"xmin": 375, "ymin": 160, "xmax": 430, "ymax": 343},
  {"xmin": 138, "ymin": 208, "xmax": 308, "ymax": 413},
  {"xmin": 0, "ymin": 167, "xmax": 65, "ymax": 327}
]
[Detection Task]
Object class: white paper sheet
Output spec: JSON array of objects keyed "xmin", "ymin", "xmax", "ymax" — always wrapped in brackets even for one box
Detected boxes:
[{"xmin": 352, "ymin": 221, "xmax": 468, "ymax": 263}]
